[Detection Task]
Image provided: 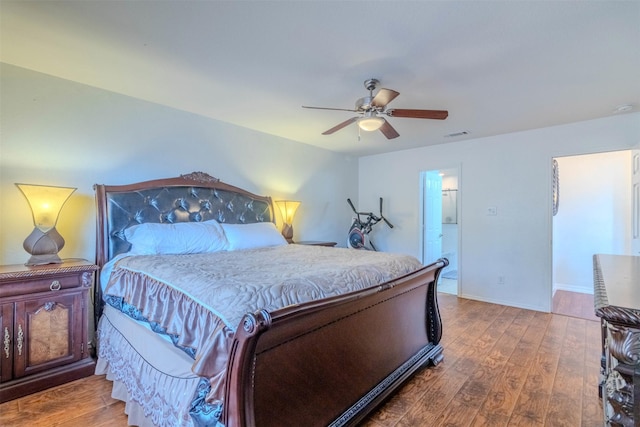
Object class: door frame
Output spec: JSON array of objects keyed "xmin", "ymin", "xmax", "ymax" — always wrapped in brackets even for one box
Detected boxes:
[{"xmin": 550, "ymin": 149, "xmax": 635, "ymax": 314}]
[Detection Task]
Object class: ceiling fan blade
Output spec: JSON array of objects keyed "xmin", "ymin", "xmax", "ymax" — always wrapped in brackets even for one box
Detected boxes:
[
  {"xmin": 302, "ymin": 105, "xmax": 358, "ymax": 113},
  {"xmin": 371, "ymin": 88, "xmax": 400, "ymax": 108},
  {"xmin": 387, "ymin": 109, "xmax": 449, "ymax": 120},
  {"xmin": 379, "ymin": 119, "xmax": 400, "ymax": 139},
  {"xmin": 322, "ymin": 117, "xmax": 359, "ymax": 135}
]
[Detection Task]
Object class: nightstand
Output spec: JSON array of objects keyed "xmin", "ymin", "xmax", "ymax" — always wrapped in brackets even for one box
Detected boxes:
[
  {"xmin": 296, "ymin": 241, "xmax": 338, "ymax": 247},
  {"xmin": 0, "ymin": 260, "xmax": 98, "ymax": 402}
]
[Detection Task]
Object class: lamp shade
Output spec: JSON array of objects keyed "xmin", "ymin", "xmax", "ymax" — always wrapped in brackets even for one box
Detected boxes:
[
  {"xmin": 276, "ymin": 200, "xmax": 300, "ymax": 224},
  {"xmin": 16, "ymin": 184, "xmax": 76, "ymax": 231},
  {"xmin": 16, "ymin": 183, "xmax": 76, "ymax": 265},
  {"xmin": 275, "ymin": 200, "xmax": 300, "ymax": 243}
]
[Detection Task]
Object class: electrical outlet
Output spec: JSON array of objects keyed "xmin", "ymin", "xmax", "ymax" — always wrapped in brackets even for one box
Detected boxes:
[
  {"xmin": 497, "ymin": 275, "xmax": 505, "ymax": 285},
  {"xmin": 486, "ymin": 207, "xmax": 497, "ymax": 216}
]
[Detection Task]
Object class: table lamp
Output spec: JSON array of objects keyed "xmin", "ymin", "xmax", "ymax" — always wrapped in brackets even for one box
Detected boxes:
[
  {"xmin": 16, "ymin": 183, "xmax": 77, "ymax": 266},
  {"xmin": 275, "ymin": 200, "xmax": 300, "ymax": 243}
]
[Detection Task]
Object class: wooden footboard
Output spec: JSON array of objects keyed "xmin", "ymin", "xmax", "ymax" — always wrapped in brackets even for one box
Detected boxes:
[{"xmin": 224, "ymin": 258, "xmax": 448, "ymax": 427}]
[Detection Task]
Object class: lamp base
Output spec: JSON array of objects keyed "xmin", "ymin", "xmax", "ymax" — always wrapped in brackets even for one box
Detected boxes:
[
  {"xmin": 23, "ymin": 227, "xmax": 65, "ymax": 266},
  {"xmin": 281, "ymin": 223, "xmax": 294, "ymax": 244},
  {"xmin": 25, "ymin": 253, "xmax": 63, "ymax": 266}
]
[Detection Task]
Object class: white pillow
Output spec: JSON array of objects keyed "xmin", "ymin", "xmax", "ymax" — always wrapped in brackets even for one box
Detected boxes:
[
  {"xmin": 220, "ymin": 222, "xmax": 287, "ymax": 251},
  {"xmin": 124, "ymin": 220, "xmax": 229, "ymax": 255}
]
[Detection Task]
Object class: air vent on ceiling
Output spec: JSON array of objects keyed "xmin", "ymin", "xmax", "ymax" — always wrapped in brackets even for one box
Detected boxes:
[
  {"xmin": 444, "ymin": 131, "xmax": 469, "ymax": 138},
  {"xmin": 613, "ymin": 104, "xmax": 634, "ymax": 113}
]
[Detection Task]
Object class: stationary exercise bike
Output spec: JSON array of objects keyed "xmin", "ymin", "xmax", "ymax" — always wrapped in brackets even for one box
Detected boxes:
[{"xmin": 347, "ymin": 198, "xmax": 394, "ymax": 251}]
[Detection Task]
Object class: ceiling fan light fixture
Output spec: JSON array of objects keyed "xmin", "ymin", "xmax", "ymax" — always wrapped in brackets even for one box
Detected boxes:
[{"xmin": 358, "ymin": 115, "xmax": 384, "ymax": 131}]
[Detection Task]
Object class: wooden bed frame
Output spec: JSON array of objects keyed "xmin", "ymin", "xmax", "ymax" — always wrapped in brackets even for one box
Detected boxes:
[{"xmin": 94, "ymin": 171, "xmax": 447, "ymax": 427}]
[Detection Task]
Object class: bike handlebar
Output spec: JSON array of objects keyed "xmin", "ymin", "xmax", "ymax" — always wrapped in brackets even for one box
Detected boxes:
[{"xmin": 347, "ymin": 198, "xmax": 393, "ymax": 229}]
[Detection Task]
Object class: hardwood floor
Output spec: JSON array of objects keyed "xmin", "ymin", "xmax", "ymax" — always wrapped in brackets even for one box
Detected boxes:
[
  {"xmin": 0, "ymin": 294, "xmax": 603, "ymax": 426},
  {"xmin": 552, "ymin": 289, "xmax": 599, "ymax": 322}
]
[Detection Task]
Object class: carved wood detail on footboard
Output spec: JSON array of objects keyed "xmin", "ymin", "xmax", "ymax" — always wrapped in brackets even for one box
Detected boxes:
[{"xmin": 224, "ymin": 258, "xmax": 448, "ymax": 427}]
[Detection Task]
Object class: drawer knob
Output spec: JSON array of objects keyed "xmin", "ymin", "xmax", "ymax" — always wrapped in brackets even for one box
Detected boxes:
[{"xmin": 50, "ymin": 280, "xmax": 61, "ymax": 291}]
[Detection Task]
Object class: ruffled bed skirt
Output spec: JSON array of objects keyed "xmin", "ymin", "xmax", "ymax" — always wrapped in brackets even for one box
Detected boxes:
[
  {"xmin": 96, "ymin": 305, "xmax": 203, "ymax": 427},
  {"xmin": 99, "ymin": 372, "xmax": 161, "ymax": 427}
]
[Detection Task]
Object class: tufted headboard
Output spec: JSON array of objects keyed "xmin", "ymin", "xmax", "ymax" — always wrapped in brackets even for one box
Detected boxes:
[{"xmin": 94, "ymin": 171, "xmax": 274, "ymax": 269}]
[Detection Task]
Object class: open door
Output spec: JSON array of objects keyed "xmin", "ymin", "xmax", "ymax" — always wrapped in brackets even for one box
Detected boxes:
[{"xmin": 422, "ymin": 171, "xmax": 442, "ymax": 264}]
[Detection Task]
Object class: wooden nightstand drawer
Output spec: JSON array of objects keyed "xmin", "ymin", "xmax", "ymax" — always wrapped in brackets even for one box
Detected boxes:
[
  {"xmin": 0, "ymin": 273, "xmax": 86, "ymax": 298},
  {"xmin": 0, "ymin": 260, "xmax": 96, "ymax": 298}
]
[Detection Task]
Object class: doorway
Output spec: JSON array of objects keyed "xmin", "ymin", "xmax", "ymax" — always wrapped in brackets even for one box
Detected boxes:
[
  {"xmin": 551, "ymin": 150, "xmax": 632, "ymax": 320},
  {"xmin": 421, "ymin": 167, "xmax": 460, "ymax": 295}
]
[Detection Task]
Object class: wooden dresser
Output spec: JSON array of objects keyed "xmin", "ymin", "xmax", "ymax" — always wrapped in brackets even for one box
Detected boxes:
[
  {"xmin": 0, "ymin": 260, "xmax": 97, "ymax": 402},
  {"xmin": 593, "ymin": 254, "xmax": 640, "ymax": 427}
]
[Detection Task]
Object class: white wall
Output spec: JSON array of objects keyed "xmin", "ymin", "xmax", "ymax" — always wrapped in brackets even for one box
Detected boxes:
[
  {"xmin": 0, "ymin": 64, "xmax": 357, "ymax": 265},
  {"xmin": 553, "ymin": 151, "xmax": 632, "ymax": 293},
  {"xmin": 359, "ymin": 112, "xmax": 640, "ymax": 312}
]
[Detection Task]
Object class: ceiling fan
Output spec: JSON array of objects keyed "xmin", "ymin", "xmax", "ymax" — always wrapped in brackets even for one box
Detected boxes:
[{"xmin": 302, "ymin": 78, "xmax": 448, "ymax": 139}]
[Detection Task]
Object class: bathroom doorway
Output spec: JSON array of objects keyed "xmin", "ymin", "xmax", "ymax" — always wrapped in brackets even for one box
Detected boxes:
[{"xmin": 421, "ymin": 167, "xmax": 460, "ymax": 295}]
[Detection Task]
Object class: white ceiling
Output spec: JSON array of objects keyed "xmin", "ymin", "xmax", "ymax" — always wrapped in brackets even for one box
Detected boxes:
[{"xmin": 1, "ymin": 1, "xmax": 639, "ymax": 157}]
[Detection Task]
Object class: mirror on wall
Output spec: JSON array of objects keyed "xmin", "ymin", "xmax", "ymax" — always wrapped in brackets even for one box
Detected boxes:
[{"xmin": 442, "ymin": 189, "xmax": 457, "ymax": 224}]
